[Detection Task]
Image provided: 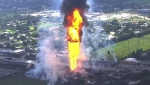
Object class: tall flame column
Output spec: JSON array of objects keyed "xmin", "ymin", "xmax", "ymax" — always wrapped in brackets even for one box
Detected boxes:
[{"xmin": 66, "ymin": 8, "xmax": 83, "ymax": 71}]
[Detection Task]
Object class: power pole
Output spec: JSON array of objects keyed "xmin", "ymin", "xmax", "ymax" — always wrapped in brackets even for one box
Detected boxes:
[{"xmin": 128, "ymin": 39, "xmax": 129, "ymax": 58}]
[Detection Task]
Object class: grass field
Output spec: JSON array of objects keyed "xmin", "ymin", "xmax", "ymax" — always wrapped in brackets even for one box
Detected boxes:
[
  {"xmin": 29, "ymin": 26, "xmax": 34, "ymax": 31},
  {"xmin": 114, "ymin": 36, "xmax": 150, "ymax": 59},
  {"xmin": 38, "ymin": 22, "xmax": 59, "ymax": 28},
  {"xmin": 97, "ymin": 34, "xmax": 150, "ymax": 60}
]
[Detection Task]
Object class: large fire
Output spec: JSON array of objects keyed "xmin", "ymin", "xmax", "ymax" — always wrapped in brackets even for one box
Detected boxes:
[{"xmin": 66, "ymin": 8, "xmax": 83, "ymax": 71}]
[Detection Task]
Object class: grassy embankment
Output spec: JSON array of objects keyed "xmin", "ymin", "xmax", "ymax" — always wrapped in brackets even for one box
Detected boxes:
[{"xmin": 97, "ymin": 34, "xmax": 150, "ymax": 60}]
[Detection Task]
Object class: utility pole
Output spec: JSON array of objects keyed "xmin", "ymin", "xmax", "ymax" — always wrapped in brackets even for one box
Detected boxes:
[
  {"xmin": 149, "ymin": 38, "xmax": 150, "ymax": 49},
  {"xmin": 128, "ymin": 39, "xmax": 129, "ymax": 58},
  {"xmin": 138, "ymin": 36, "xmax": 139, "ymax": 49}
]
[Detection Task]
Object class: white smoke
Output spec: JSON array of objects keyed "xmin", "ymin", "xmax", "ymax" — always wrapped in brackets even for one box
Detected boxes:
[
  {"xmin": 26, "ymin": 26, "xmax": 90, "ymax": 85},
  {"xmin": 26, "ymin": 27, "xmax": 69, "ymax": 85},
  {"xmin": 82, "ymin": 23, "xmax": 117, "ymax": 63},
  {"xmin": 84, "ymin": 1, "xmax": 117, "ymax": 63},
  {"xmin": 49, "ymin": 0, "xmax": 62, "ymax": 10},
  {"xmin": 87, "ymin": 0, "xmax": 94, "ymax": 12},
  {"xmin": 26, "ymin": 1, "xmax": 118, "ymax": 84}
]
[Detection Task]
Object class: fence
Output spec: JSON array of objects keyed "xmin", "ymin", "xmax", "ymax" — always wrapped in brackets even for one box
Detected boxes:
[{"xmin": 114, "ymin": 37, "xmax": 150, "ymax": 58}]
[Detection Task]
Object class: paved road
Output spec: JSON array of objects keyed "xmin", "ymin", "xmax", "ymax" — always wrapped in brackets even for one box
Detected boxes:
[{"xmin": 0, "ymin": 68, "xmax": 18, "ymax": 78}]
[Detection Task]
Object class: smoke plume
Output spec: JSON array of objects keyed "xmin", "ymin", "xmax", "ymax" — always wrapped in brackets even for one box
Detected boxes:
[
  {"xmin": 82, "ymin": 25, "xmax": 117, "ymax": 62},
  {"xmin": 87, "ymin": 0, "xmax": 93, "ymax": 12},
  {"xmin": 26, "ymin": 27, "xmax": 89, "ymax": 85},
  {"xmin": 26, "ymin": 27, "xmax": 69, "ymax": 85},
  {"xmin": 49, "ymin": 0, "xmax": 62, "ymax": 10},
  {"xmin": 61, "ymin": 0, "xmax": 90, "ymax": 27},
  {"xmin": 26, "ymin": 1, "xmax": 117, "ymax": 85}
]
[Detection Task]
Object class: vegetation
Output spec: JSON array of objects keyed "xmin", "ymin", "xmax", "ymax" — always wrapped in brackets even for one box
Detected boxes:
[
  {"xmin": 0, "ymin": 13, "xmax": 40, "ymax": 56},
  {"xmin": 94, "ymin": 0, "xmax": 150, "ymax": 13},
  {"xmin": 0, "ymin": 0, "xmax": 150, "ymax": 60},
  {"xmin": 97, "ymin": 34, "xmax": 150, "ymax": 60},
  {"xmin": 0, "ymin": 0, "xmax": 50, "ymax": 11},
  {"xmin": 102, "ymin": 18, "xmax": 150, "ymax": 42}
]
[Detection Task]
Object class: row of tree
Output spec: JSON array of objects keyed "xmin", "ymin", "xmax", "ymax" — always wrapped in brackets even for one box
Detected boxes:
[
  {"xmin": 0, "ymin": 0, "xmax": 51, "ymax": 11},
  {"xmin": 94, "ymin": 0, "xmax": 150, "ymax": 13},
  {"xmin": 0, "ymin": 13, "xmax": 39, "ymax": 55},
  {"xmin": 102, "ymin": 19, "xmax": 150, "ymax": 42}
]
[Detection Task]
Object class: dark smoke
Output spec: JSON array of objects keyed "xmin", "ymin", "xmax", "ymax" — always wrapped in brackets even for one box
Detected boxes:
[{"xmin": 61, "ymin": 0, "xmax": 90, "ymax": 27}]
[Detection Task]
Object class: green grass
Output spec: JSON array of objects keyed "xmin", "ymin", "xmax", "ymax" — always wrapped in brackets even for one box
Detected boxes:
[
  {"xmin": 5, "ymin": 29, "xmax": 14, "ymax": 33},
  {"xmin": 115, "ymin": 37, "xmax": 150, "ymax": 58},
  {"xmin": 110, "ymin": 15, "xmax": 150, "ymax": 24},
  {"xmin": 96, "ymin": 46, "xmax": 116, "ymax": 60},
  {"xmin": 29, "ymin": 26, "xmax": 34, "ymax": 31},
  {"xmin": 38, "ymin": 22, "xmax": 59, "ymax": 28},
  {"xmin": 143, "ymin": 34, "xmax": 150, "ymax": 38},
  {"xmin": 97, "ymin": 34, "xmax": 150, "ymax": 60}
]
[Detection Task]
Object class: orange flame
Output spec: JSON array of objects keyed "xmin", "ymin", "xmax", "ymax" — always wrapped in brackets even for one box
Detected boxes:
[{"xmin": 66, "ymin": 8, "xmax": 83, "ymax": 71}]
